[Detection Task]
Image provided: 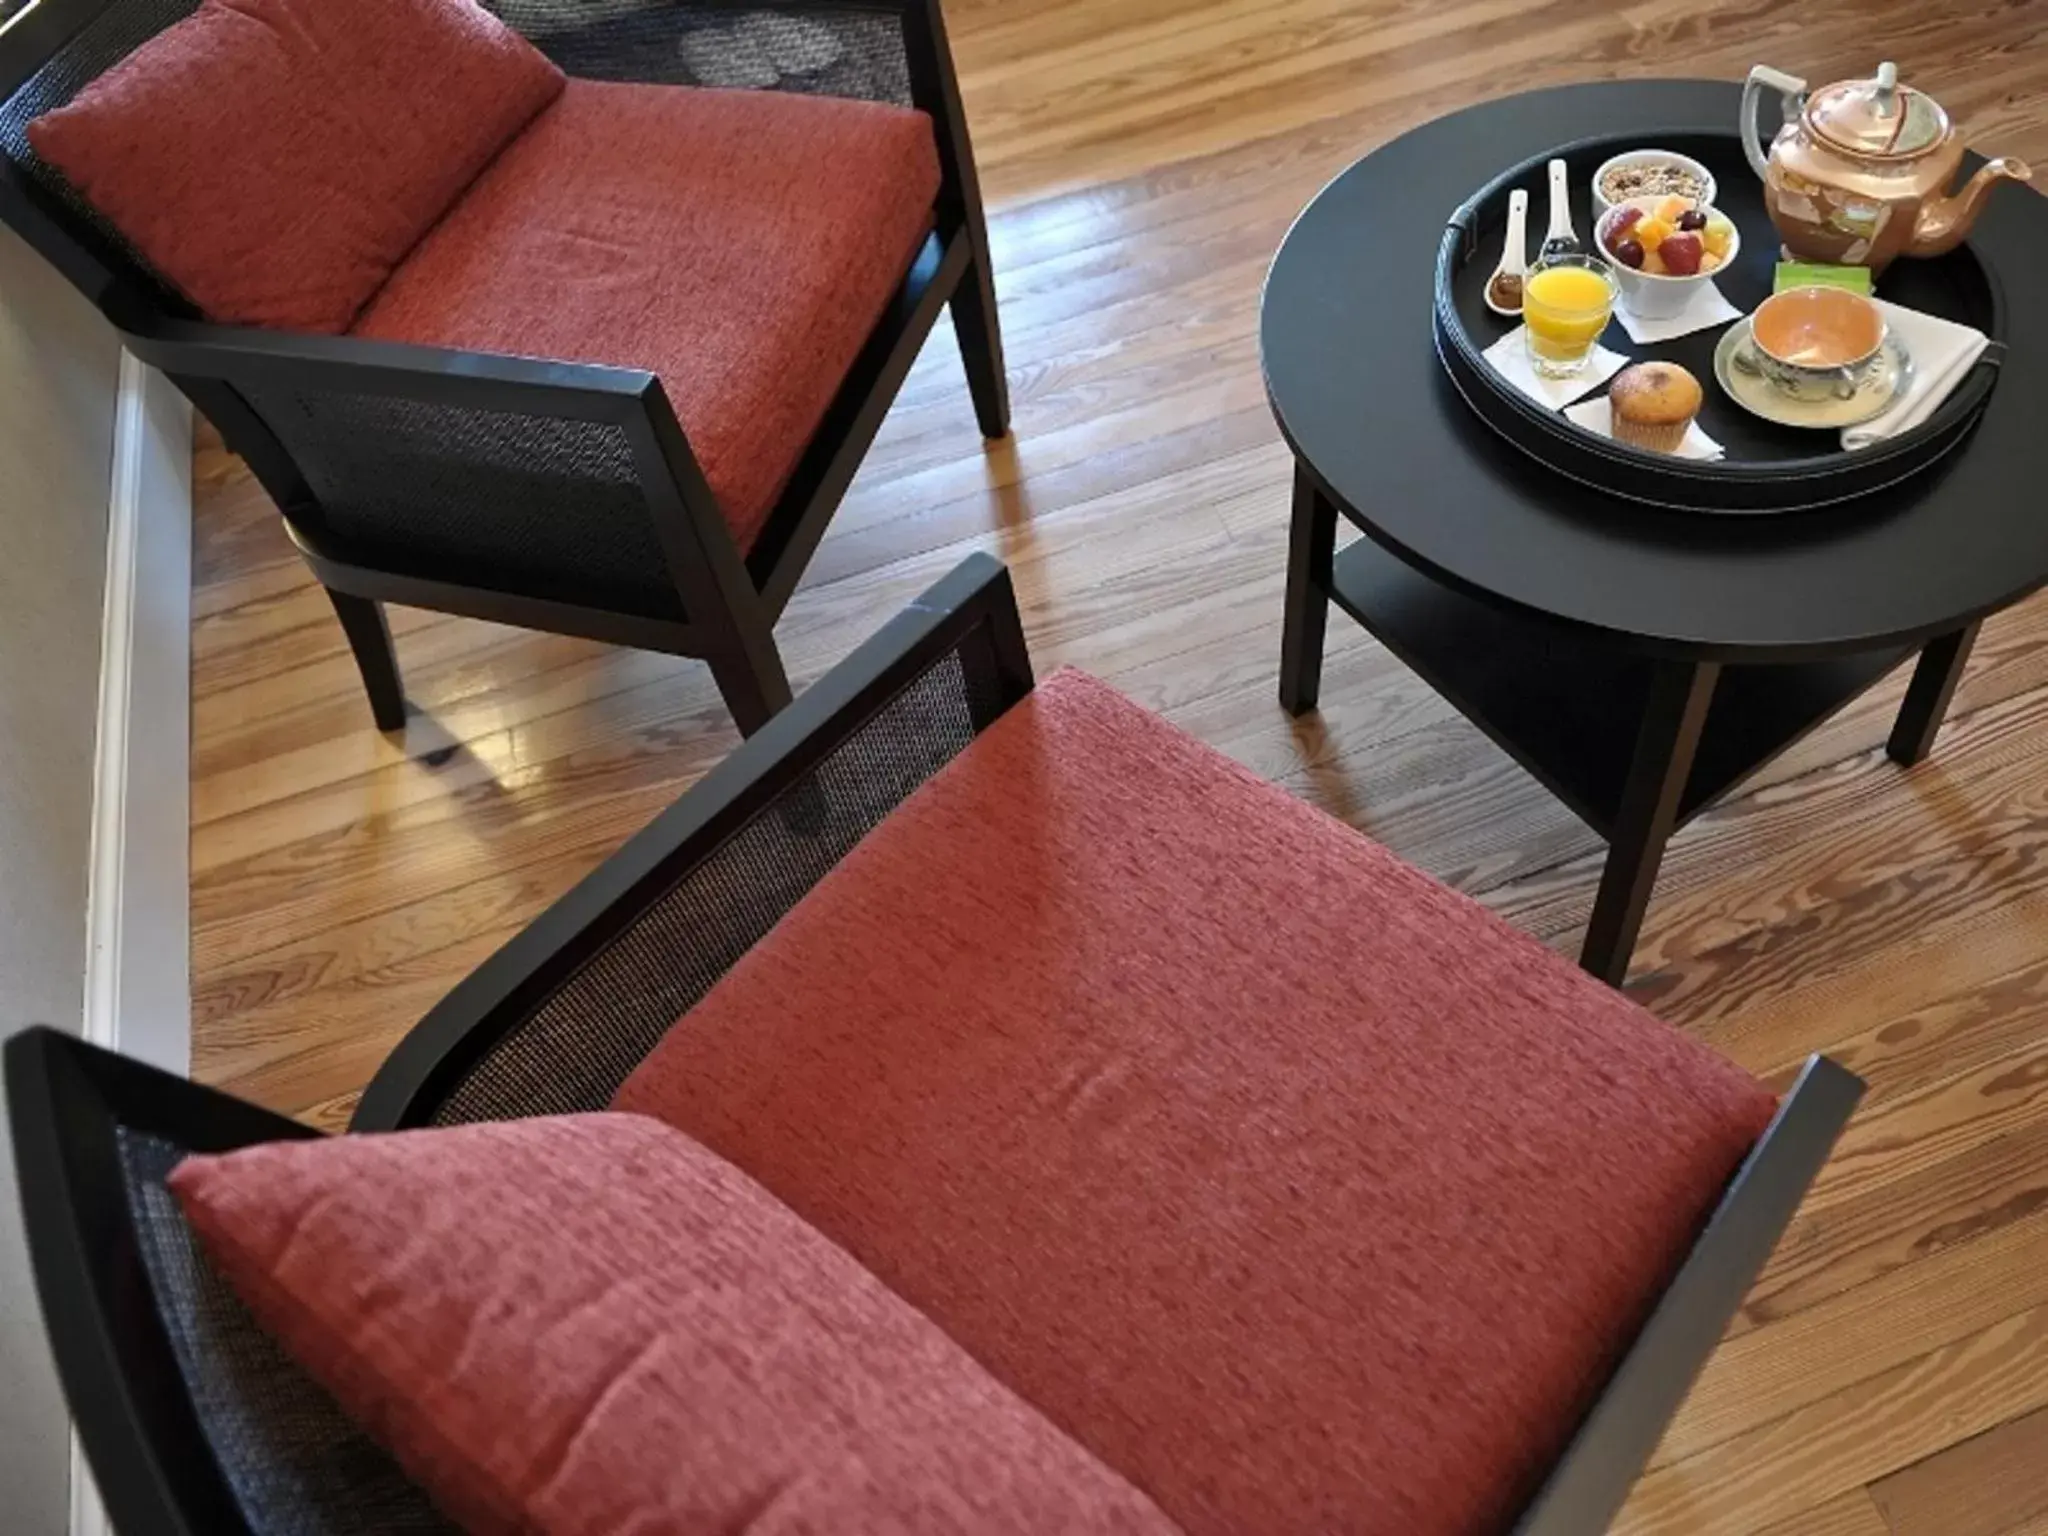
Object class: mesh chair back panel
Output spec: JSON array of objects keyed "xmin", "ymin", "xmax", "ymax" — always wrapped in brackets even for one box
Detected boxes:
[
  {"xmin": 233, "ymin": 383, "xmax": 690, "ymax": 619},
  {"xmin": 484, "ymin": 1, "xmax": 911, "ymax": 104},
  {"xmin": 116, "ymin": 1128, "xmax": 451, "ymax": 1535},
  {"xmin": 430, "ymin": 646, "xmax": 985, "ymax": 1124},
  {"xmin": 0, "ymin": 0, "xmax": 200, "ymax": 303}
]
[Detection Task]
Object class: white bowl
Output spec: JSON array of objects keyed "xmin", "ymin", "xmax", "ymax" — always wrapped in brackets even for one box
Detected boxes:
[
  {"xmin": 1590, "ymin": 149, "xmax": 1718, "ymax": 229},
  {"xmin": 1596, "ymin": 196, "xmax": 1740, "ymax": 321}
]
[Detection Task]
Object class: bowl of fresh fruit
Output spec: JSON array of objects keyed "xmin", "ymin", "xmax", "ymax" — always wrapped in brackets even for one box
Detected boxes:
[{"xmin": 1596, "ymin": 194, "xmax": 1740, "ymax": 320}]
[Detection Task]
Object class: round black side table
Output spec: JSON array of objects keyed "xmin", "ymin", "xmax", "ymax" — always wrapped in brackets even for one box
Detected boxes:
[{"xmin": 1262, "ymin": 80, "xmax": 2048, "ymax": 985}]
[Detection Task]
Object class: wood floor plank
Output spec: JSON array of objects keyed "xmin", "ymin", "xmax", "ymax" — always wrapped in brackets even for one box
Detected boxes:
[
  {"xmin": 1872, "ymin": 1406, "xmax": 2048, "ymax": 1536},
  {"xmin": 1490, "ymin": 679, "xmax": 2048, "ymax": 1006},
  {"xmin": 1654, "ymin": 1202, "xmax": 2048, "ymax": 1467},
  {"xmin": 1805, "ymin": 1038, "xmax": 2048, "ymax": 1216},
  {"xmin": 204, "ymin": 923, "xmax": 526, "ymax": 1117},
  {"xmin": 1752, "ymin": 1488, "xmax": 1893, "ymax": 1536},
  {"xmin": 188, "ymin": 2, "xmax": 2048, "ymax": 1530},
  {"xmin": 1689, "ymin": 881, "xmax": 2048, "ymax": 1083},
  {"xmin": 194, "ymin": 638, "xmax": 684, "ymax": 844},
  {"xmin": 193, "ymin": 882, "xmax": 556, "ymax": 1098},
  {"xmin": 1735, "ymin": 1113, "xmax": 2048, "ymax": 1340},
  {"xmin": 961, "ymin": 1, "xmax": 2048, "ymax": 205},
  {"xmin": 1618, "ymin": 1304, "xmax": 2048, "ymax": 1535}
]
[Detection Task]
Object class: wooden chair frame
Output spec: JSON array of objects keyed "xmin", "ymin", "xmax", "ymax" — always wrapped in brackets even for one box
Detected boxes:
[
  {"xmin": 0, "ymin": 0, "xmax": 1008, "ymax": 735},
  {"xmin": 9, "ymin": 555, "xmax": 1863, "ymax": 1534}
]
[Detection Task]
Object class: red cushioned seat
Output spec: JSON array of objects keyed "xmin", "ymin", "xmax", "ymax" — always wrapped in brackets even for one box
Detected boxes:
[
  {"xmin": 351, "ymin": 79, "xmax": 941, "ymax": 551},
  {"xmin": 615, "ymin": 669, "xmax": 1778, "ymax": 1536}
]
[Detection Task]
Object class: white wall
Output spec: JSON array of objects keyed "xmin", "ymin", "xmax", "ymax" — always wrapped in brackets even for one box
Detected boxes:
[{"xmin": 0, "ymin": 223, "xmax": 121, "ymax": 1533}]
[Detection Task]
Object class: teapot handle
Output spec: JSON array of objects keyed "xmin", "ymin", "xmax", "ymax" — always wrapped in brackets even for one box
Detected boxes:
[{"xmin": 1741, "ymin": 65, "xmax": 1808, "ymax": 181}]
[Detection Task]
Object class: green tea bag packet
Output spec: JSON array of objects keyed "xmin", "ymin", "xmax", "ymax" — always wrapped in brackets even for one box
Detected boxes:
[{"xmin": 1774, "ymin": 261, "xmax": 1876, "ymax": 295}]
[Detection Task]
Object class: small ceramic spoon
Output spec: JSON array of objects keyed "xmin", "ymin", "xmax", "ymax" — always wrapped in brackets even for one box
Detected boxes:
[
  {"xmin": 1485, "ymin": 188, "xmax": 1530, "ymax": 317},
  {"xmin": 1538, "ymin": 157, "xmax": 1581, "ymax": 262}
]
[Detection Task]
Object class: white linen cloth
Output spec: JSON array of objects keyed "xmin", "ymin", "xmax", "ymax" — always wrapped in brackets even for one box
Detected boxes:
[
  {"xmin": 1563, "ymin": 395, "xmax": 1725, "ymax": 460},
  {"xmin": 1482, "ymin": 326, "xmax": 1627, "ymax": 410},
  {"xmin": 1611, "ymin": 280, "xmax": 1742, "ymax": 344},
  {"xmin": 1841, "ymin": 299, "xmax": 1991, "ymax": 450}
]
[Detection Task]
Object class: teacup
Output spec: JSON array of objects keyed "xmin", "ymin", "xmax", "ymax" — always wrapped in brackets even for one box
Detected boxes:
[{"xmin": 1745, "ymin": 286, "xmax": 1887, "ymax": 402}]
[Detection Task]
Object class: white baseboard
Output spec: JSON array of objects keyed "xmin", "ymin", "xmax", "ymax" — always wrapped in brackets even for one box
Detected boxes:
[
  {"xmin": 71, "ymin": 350, "xmax": 192, "ymax": 1536},
  {"xmin": 81, "ymin": 349, "xmax": 191, "ymax": 1070}
]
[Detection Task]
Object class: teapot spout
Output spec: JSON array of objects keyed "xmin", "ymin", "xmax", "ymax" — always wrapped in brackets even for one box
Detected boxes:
[{"xmin": 1912, "ymin": 156, "xmax": 2034, "ymax": 256}]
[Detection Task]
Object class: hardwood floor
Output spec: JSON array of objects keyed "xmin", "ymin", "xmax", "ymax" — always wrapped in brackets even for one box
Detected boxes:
[{"xmin": 189, "ymin": 2, "xmax": 2048, "ymax": 1528}]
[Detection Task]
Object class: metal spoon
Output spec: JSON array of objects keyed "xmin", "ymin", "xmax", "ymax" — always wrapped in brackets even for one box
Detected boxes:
[{"xmin": 1485, "ymin": 188, "xmax": 1530, "ymax": 316}]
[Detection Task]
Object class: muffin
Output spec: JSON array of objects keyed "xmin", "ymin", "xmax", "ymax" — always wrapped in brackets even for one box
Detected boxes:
[{"xmin": 1608, "ymin": 362, "xmax": 1703, "ymax": 453}]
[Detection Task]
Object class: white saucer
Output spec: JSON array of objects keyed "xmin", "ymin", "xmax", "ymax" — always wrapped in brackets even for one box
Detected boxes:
[{"xmin": 1713, "ymin": 317, "xmax": 1913, "ymax": 430}]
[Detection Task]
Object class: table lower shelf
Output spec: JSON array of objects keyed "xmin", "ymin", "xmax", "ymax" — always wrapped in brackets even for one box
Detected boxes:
[{"xmin": 1326, "ymin": 537, "xmax": 1915, "ymax": 842}]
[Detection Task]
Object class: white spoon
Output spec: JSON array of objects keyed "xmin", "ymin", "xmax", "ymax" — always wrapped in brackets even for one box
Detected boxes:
[
  {"xmin": 1485, "ymin": 188, "xmax": 1530, "ymax": 317},
  {"xmin": 1539, "ymin": 157, "xmax": 1581, "ymax": 262}
]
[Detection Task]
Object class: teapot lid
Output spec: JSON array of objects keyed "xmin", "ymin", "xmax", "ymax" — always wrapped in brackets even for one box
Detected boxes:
[{"xmin": 1807, "ymin": 61, "xmax": 1950, "ymax": 158}]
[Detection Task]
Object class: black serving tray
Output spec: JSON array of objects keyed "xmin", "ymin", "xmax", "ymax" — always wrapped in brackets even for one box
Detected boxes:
[{"xmin": 1434, "ymin": 129, "xmax": 2006, "ymax": 514}]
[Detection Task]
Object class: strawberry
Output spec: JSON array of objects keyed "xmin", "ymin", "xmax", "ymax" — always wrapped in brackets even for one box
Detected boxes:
[{"xmin": 1659, "ymin": 231, "xmax": 1704, "ymax": 276}]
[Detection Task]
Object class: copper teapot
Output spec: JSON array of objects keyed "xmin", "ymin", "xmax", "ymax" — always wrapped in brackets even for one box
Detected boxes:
[{"xmin": 1741, "ymin": 61, "xmax": 2032, "ymax": 273}]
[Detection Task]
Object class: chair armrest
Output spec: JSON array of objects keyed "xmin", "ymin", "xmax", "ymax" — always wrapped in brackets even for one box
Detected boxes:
[
  {"xmin": 125, "ymin": 312, "xmax": 767, "ymax": 647},
  {"xmin": 350, "ymin": 551, "xmax": 1033, "ymax": 1131},
  {"xmin": 1511, "ymin": 1054, "xmax": 1865, "ymax": 1536},
  {"xmin": 123, "ymin": 314, "xmax": 658, "ymax": 423}
]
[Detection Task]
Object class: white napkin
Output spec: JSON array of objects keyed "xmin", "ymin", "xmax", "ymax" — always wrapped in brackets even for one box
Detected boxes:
[
  {"xmin": 1841, "ymin": 299, "xmax": 1991, "ymax": 450},
  {"xmin": 1482, "ymin": 325, "xmax": 1627, "ymax": 410},
  {"xmin": 1612, "ymin": 281, "xmax": 1742, "ymax": 344},
  {"xmin": 1564, "ymin": 396, "xmax": 1724, "ymax": 460}
]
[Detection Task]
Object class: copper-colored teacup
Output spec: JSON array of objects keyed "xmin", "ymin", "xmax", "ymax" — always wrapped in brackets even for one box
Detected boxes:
[{"xmin": 1746, "ymin": 287, "xmax": 1887, "ymax": 402}]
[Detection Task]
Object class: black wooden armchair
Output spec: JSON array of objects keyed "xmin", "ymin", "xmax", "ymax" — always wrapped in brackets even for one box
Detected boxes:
[
  {"xmin": 9, "ymin": 555, "xmax": 1864, "ymax": 1536},
  {"xmin": 0, "ymin": 0, "xmax": 1007, "ymax": 735}
]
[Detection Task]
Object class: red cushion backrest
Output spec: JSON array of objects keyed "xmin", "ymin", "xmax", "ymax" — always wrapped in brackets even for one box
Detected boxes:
[
  {"xmin": 28, "ymin": 0, "xmax": 564, "ymax": 332},
  {"xmin": 169, "ymin": 1113, "xmax": 1181, "ymax": 1536}
]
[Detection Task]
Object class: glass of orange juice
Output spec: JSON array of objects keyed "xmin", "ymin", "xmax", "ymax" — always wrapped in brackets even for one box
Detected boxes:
[{"xmin": 1523, "ymin": 254, "xmax": 1618, "ymax": 378}]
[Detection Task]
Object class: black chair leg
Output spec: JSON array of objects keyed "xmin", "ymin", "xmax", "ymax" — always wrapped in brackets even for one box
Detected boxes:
[
  {"xmin": 952, "ymin": 250, "xmax": 1011, "ymax": 440},
  {"xmin": 328, "ymin": 589, "xmax": 407, "ymax": 732},
  {"xmin": 710, "ymin": 639, "xmax": 794, "ymax": 738}
]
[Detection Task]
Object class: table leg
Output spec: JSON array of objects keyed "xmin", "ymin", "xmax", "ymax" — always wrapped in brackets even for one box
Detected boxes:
[
  {"xmin": 1279, "ymin": 462, "xmax": 1337, "ymax": 715},
  {"xmin": 1887, "ymin": 621, "xmax": 1980, "ymax": 767},
  {"xmin": 1581, "ymin": 660, "xmax": 1721, "ymax": 986}
]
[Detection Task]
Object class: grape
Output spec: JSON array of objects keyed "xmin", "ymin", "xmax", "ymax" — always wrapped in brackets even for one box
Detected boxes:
[
  {"xmin": 1660, "ymin": 232, "xmax": 1704, "ymax": 275},
  {"xmin": 1676, "ymin": 209, "xmax": 1708, "ymax": 232},
  {"xmin": 1611, "ymin": 237, "xmax": 1646, "ymax": 269}
]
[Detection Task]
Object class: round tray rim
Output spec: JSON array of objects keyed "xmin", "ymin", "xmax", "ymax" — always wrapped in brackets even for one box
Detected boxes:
[{"xmin": 1434, "ymin": 128, "xmax": 2007, "ymax": 513}]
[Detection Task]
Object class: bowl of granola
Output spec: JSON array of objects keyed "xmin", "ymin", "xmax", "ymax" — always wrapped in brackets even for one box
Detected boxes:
[{"xmin": 1591, "ymin": 149, "xmax": 1718, "ymax": 229}]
